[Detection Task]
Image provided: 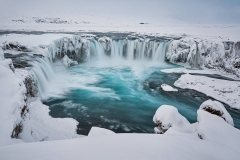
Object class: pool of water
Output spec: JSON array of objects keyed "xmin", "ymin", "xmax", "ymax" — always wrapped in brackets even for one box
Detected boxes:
[{"xmin": 44, "ymin": 61, "xmax": 240, "ymax": 135}]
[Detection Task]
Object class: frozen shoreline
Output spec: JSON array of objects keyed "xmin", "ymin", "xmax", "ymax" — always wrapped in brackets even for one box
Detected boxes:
[{"xmin": 174, "ymin": 74, "xmax": 240, "ymax": 110}]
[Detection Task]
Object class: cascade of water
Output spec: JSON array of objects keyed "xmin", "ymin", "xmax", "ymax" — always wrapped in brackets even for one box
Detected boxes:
[
  {"xmin": 111, "ymin": 40, "xmax": 123, "ymax": 59},
  {"xmin": 48, "ymin": 36, "xmax": 169, "ymax": 63},
  {"xmin": 30, "ymin": 57, "xmax": 55, "ymax": 99},
  {"xmin": 90, "ymin": 39, "xmax": 106, "ymax": 60},
  {"xmin": 127, "ymin": 40, "xmax": 135, "ymax": 60}
]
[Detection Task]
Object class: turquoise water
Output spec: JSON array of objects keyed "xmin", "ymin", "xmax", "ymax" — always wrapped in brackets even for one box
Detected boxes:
[{"xmin": 44, "ymin": 61, "xmax": 240, "ymax": 135}]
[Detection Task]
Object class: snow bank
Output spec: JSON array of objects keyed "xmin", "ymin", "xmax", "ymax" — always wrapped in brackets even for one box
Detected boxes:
[
  {"xmin": 197, "ymin": 110, "xmax": 240, "ymax": 150},
  {"xmin": 0, "ymin": 48, "xmax": 26, "ymax": 146},
  {"xmin": 19, "ymin": 99, "xmax": 80, "ymax": 142},
  {"xmin": 1, "ymin": 98, "xmax": 240, "ymax": 159},
  {"xmin": 199, "ymin": 100, "xmax": 234, "ymax": 126},
  {"xmin": 161, "ymin": 84, "xmax": 178, "ymax": 92},
  {"xmin": 153, "ymin": 105, "xmax": 195, "ymax": 134},
  {"xmin": 161, "ymin": 67, "xmax": 240, "ymax": 80},
  {"xmin": 153, "ymin": 101, "xmax": 240, "ymax": 153},
  {"xmin": 174, "ymin": 74, "xmax": 240, "ymax": 109},
  {"xmin": 1, "ymin": 133, "xmax": 239, "ymax": 160},
  {"xmin": 88, "ymin": 127, "xmax": 115, "ymax": 137}
]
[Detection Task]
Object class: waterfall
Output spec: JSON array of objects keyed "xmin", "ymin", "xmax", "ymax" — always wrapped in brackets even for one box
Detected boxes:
[
  {"xmin": 48, "ymin": 36, "xmax": 170, "ymax": 63},
  {"xmin": 29, "ymin": 57, "xmax": 55, "ymax": 99}
]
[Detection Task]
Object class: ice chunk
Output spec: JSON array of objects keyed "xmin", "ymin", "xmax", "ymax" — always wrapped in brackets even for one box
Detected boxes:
[
  {"xmin": 62, "ymin": 55, "xmax": 78, "ymax": 67},
  {"xmin": 161, "ymin": 84, "xmax": 178, "ymax": 92}
]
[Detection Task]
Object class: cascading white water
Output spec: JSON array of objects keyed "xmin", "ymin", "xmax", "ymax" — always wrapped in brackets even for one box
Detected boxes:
[
  {"xmin": 30, "ymin": 57, "xmax": 55, "ymax": 99},
  {"xmin": 89, "ymin": 38, "xmax": 169, "ymax": 62}
]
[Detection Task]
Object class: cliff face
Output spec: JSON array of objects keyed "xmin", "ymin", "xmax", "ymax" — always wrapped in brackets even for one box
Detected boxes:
[
  {"xmin": 0, "ymin": 47, "xmax": 79, "ymax": 146},
  {"xmin": 166, "ymin": 38, "xmax": 240, "ymax": 78}
]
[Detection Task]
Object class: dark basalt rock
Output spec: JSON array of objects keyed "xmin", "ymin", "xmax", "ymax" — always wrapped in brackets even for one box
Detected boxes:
[{"xmin": 11, "ymin": 122, "xmax": 23, "ymax": 138}]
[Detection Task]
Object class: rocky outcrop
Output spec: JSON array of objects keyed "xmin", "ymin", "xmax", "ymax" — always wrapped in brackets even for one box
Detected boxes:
[
  {"xmin": 2, "ymin": 42, "xmax": 30, "ymax": 52},
  {"xmin": 153, "ymin": 105, "xmax": 192, "ymax": 134},
  {"xmin": 23, "ymin": 74, "xmax": 38, "ymax": 97},
  {"xmin": 48, "ymin": 36, "xmax": 90, "ymax": 62},
  {"xmin": 199, "ymin": 99, "xmax": 234, "ymax": 126}
]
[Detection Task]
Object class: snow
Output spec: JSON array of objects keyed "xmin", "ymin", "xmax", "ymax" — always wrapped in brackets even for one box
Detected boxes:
[
  {"xmin": 197, "ymin": 110, "xmax": 240, "ymax": 150},
  {"xmin": 1, "ymin": 133, "xmax": 240, "ymax": 160},
  {"xmin": 0, "ymin": 34, "xmax": 73, "ymax": 48},
  {"xmin": 174, "ymin": 74, "xmax": 240, "ymax": 109},
  {"xmin": 19, "ymin": 98, "xmax": 80, "ymax": 142},
  {"xmin": 199, "ymin": 99, "xmax": 234, "ymax": 126},
  {"xmin": 88, "ymin": 127, "xmax": 115, "ymax": 137},
  {"xmin": 161, "ymin": 84, "xmax": 178, "ymax": 92},
  {"xmin": 153, "ymin": 105, "xmax": 195, "ymax": 134},
  {"xmin": 0, "ymin": 49, "xmax": 25, "ymax": 146},
  {"xmin": 161, "ymin": 68, "xmax": 240, "ymax": 80}
]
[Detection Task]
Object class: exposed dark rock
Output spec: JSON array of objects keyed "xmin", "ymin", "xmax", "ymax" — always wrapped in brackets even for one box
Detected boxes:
[
  {"xmin": 202, "ymin": 106, "xmax": 225, "ymax": 121},
  {"xmin": 11, "ymin": 122, "xmax": 23, "ymax": 138},
  {"xmin": 2, "ymin": 42, "xmax": 30, "ymax": 52}
]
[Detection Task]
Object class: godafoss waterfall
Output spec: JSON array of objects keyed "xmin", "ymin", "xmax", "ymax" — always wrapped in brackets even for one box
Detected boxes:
[{"xmin": 10, "ymin": 33, "xmax": 240, "ymax": 135}]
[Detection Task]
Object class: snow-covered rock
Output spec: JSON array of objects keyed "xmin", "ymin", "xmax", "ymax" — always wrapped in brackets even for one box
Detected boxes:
[
  {"xmin": 199, "ymin": 99, "xmax": 234, "ymax": 126},
  {"xmin": 161, "ymin": 84, "xmax": 178, "ymax": 92},
  {"xmin": 153, "ymin": 105, "xmax": 195, "ymax": 134},
  {"xmin": 174, "ymin": 74, "xmax": 240, "ymax": 109},
  {"xmin": 197, "ymin": 110, "xmax": 240, "ymax": 149},
  {"xmin": 88, "ymin": 127, "xmax": 116, "ymax": 137},
  {"xmin": 48, "ymin": 36, "xmax": 90, "ymax": 62},
  {"xmin": 98, "ymin": 36, "xmax": 112, "ymax": 54},
  {"xmin": 19, "ymin": 98, "xmax": 80, "ymax": 142}
]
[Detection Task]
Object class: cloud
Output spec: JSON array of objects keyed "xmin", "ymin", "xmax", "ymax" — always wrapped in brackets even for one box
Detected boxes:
[{"xmin": 0, "ymin": 0, "xmax": 239, "ymax": 24}]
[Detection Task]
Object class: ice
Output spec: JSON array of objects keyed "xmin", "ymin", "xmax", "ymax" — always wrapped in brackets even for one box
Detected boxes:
[
  {"xmin": 62, "ymin": 55, "xmax": 78, "ymax": 67},
  {"xmin": 166, "ymin": 37, "xmax": 240, "ymax": 77},
  {"xmin": 161, "ymin": 84, "xmax": 178, "ymax": 92}
]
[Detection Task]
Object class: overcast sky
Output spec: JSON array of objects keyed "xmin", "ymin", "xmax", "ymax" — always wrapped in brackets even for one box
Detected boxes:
[{"xmin": 1, "ymin": 0, "xmax": 240, "ymax": 24}]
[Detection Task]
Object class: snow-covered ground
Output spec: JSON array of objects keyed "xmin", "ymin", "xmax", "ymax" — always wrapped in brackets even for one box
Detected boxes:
[
  {"xmin": 161, "ymin": 68, "xmax": 240, "ymax": 80},
  {"xmin": 174, "ymin": 74, "xmax": 240, "ymax": 110}
]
